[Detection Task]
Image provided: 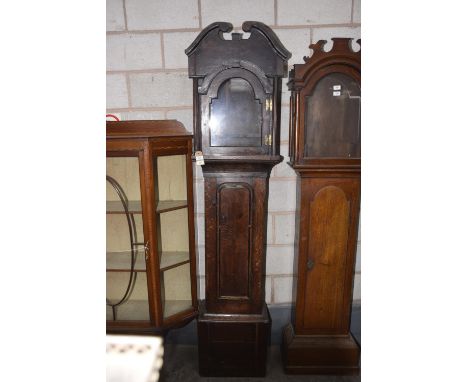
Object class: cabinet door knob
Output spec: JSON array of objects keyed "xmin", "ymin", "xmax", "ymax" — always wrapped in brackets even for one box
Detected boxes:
[{"xmin": 307, "ymin": 258, "xmax": 315, "ymax": 270}]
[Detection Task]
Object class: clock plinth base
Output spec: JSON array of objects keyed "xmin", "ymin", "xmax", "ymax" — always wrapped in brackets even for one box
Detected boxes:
[
  {"xmin": 198, "ymin": 301, "xmax": 271, "ymax": 377},
  {"xmin": 282, "ymin": 323, "xmax": 360, "ymax": 375}
]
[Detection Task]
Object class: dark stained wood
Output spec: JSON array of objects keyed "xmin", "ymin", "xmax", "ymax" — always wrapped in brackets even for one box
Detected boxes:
[
  {"xmin": 187, "ymin": 22, "xmax": 290, "ymax": 377},
  {"xmin": 203, "ymin": 165, "xmax": 273, "ymax": 315},
  {"xmin": 187, "ymin": 21, "xmax": 290, "ymax": 160},
  {"xmin": 218, "ymin": 184, "xmax": 251, "ymax": 298},
  {"xmin": 282, "ymin": 38, "xmax": 361, "ymax": 374},
  {"xmin": 198, "ymin": 301, "xmax": 271, "ymax": 377},
  {"xmin": 106, "ymin": 120, "xmax": 198, "ymax": 334}
]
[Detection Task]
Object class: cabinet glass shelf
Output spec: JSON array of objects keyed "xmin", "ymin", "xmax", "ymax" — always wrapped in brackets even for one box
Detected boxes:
[
  {"xmin": 164, "ymin": 300, "xmax": 193, "ymax": 318},
  {"xmin": 106, "ymin": 300, "xmax": 149, "ymax": 321},
  {"xmin": 106, "ymin": 200, "xmax": 188, "ymax": 214},
  {"xmin": 106, "ymin": 251, "xmax": 190, "ymax": 272},
  {"xmin": 105, "ymin": 299, "xmax": 192, "ymax": 322}
]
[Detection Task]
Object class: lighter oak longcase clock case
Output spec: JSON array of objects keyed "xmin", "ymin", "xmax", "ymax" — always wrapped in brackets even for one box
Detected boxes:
[{"xmin": 282, "ymin": 38, "xmax": 361, "ymax": 375}]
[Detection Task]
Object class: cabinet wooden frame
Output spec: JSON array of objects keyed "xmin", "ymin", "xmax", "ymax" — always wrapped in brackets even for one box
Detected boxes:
[
  {"xmin": 282, "ymin": 38, "xmax": 361, "ymax": 375},
  {"xmin": 106, "ymin": 120, "xmax": 198, "ymax": 334}
]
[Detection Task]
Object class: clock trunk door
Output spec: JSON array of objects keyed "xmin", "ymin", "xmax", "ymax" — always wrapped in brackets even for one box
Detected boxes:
[{"xmin": 297, "ymin": 178, "xmax": 360, "ymax": 335}]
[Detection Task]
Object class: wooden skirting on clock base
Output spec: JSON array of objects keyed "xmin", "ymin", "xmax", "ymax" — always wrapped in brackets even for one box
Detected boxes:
[
  {"xmin": 197, "ymin": 301, "xmax": 271, "ymax": 377},
  {"xmin": 282, "ymin": 323, "xmax": 360, "ymax": 375}
]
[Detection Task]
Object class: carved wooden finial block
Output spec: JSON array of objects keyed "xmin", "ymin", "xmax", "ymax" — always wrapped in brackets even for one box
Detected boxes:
[{"xmin": 292, "ymin": 38, "xmax": 361, "ymax": 88}]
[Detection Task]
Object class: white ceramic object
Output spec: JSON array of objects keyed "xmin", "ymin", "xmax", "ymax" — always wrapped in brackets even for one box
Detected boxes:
[{"xmin": 106, "ymin": 335, "xmax": 164, "ymax": 382}]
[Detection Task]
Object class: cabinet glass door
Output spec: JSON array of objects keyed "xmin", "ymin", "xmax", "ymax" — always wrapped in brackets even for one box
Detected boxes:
[
  {"xmin": 106, "ymin": 156, "xmax": 150, "ymax": 321},
  {"xmin": 154, "ymin": 154, "xmax": 193, "ymax": 320},
  {"xmin": 304, "ymin": 73, "xmax": 361, "ymax": 158}
]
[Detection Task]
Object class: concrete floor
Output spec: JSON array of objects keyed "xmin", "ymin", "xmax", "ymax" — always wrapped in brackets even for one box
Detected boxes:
[{"xmin": 160, "ymin": 345, "xmax": 360, "ymax": 382}]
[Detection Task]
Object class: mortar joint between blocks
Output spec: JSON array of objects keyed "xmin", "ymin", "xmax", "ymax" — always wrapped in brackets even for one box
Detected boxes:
[
  {"xmin": 197, "ymin": 0, "xmax": 202, "ymax": 29},
  {"xmin": 125, "ymin": 73, "xmax": 132, "ymax": 108},
  {"xmin": 122, "ymin": 0, "xmax": 128, "ymax": 31},
  {"xmin": 160, "ymin": 33, "xmax": 166, "ymax": 69}
]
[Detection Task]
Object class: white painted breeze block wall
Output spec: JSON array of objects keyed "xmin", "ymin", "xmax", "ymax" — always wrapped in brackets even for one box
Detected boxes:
[{"xmin": 107, "ymin": 0, "xmax": 361, "ymax": 306}]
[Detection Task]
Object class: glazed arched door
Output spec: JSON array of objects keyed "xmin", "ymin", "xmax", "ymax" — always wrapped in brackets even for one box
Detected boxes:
[{"xmin": 200, "ymin": 67, "xmax": 273, "ymax": 157}]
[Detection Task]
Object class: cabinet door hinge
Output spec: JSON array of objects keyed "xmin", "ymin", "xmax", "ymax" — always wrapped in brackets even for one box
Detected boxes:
[
  {"xmin": 264, "ymin": 134, "xmax": 272, "ymax": 146},
  {"xmin": 265, "ymin": 98, "xmax": 272, "ymax": 111}
]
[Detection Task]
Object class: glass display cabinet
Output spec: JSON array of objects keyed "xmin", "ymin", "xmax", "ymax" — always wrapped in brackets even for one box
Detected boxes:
[
  {"xmin": 186, "ymin": 21, "xmax": 291, "ymax": 377},
  {"xmin": 282, "ymin": 38, "xmax": 361, "ymax": 375},
  {"xmin": 106, "ymin": 120, "xmax": 197, "ymax": 334}
]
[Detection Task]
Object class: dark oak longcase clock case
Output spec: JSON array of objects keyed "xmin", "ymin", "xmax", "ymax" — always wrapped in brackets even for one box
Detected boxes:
[
  {"xmin": 282, "ymin": 38, "xmax": 361, "ymax": 375},
  {"xmin": 106, "ymin": 120, "xmax": 198, "ymax": 334},
  {"xmin": 186, "ymin": 21, "xmax": 291, "ymax": 377}
]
